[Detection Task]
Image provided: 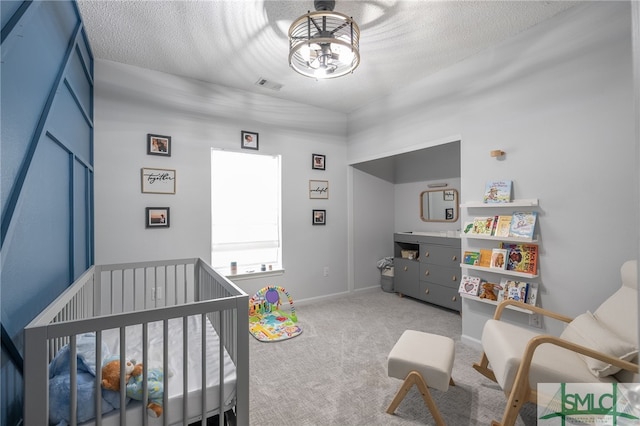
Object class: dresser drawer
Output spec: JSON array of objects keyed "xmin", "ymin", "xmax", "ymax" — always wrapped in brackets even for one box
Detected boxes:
[
  {"xmin": 419, "ymin": 264, "xmax": 460, "ymax": 289},
  {"xmin": 394, "ymin": 258, "xmax": 420, "ymax": 299},
  {"xmin": 419, "ymin": 282, "xmax": 461, "ymax": 311},
  {"xmin": 420, "ymin": 244, "xmax": 460, "ymax": 266}
]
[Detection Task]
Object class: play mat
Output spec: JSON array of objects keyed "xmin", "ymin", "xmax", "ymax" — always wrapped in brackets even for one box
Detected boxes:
[{"xmin": 249, "ymin": 286, "xmax": 302, "ymax": 342}]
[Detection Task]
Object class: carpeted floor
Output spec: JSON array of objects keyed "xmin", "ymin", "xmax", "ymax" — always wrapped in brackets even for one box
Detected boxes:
[{"xmin": 248, "ymin": 288, "xmax": 537, "ymax": 425}]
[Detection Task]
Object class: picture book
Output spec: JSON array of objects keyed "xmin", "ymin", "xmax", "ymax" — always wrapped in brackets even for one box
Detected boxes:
[
  {"xmin": 463, "ymin": 251, "xmax": 480, "ymax": 266},
  {"xmin": 490, "ymin": 248, "xmax": 508, "ymax": 270},
  {"xmin": 526, "ymin": 282, "xmax": 539, "ymax": 306},
  {"xmin": 472, "ymin": 216, "xmax": 495, "ymax": 235},
  {"xmin": 462, "ymin": 221, "xmax": 474, "ymax": 234},
  {"xmin": 499, "ymin": 278, "xmax": 529, "ymax": 303},
  {"xmin": 493, "ymin": 215, "xmax": 513, "ymax": 237},
  {"xmin": 478, "ymin": 249, "xmax": 493, "ymax": 268},
  {"xmin": 458, "ymin": 275, "xmax": 482, "ymax": 296},
  {"xmin": 502, "ymin": 243, "xmax": 538, "ymax": 275},
  {"xmin": 508, "ymin": 211, "xmax": 538, "ymax": 239},
  {"xmin": 483, "ymin": 180, "xmax": 512, "ymax": 203}
]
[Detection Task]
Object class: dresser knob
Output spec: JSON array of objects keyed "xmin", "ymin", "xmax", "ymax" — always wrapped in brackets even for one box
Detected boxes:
[
  {"xmin": 403, "ymin": 266, "xmax": 408, "ymax": 272},
  {"xmin": 424, "ymin": 251, "xmax": 430, "ymax": 258},
  {"xmin": 451, "ymin": 275, "xmax": 457, "ymax": 281},
  {"xmin": 424, "ymin": 270, "xmax": 430, "ymax": 276},
  {"xmin": 452, "ymin": 296, "xmax": 457, "ymax": 301},
  {"xmin": 425, "ymin": 288, "xmax": 430, "ymax": 294},
  {"xmin": 452, "ymin": 255, "xmax": 458, "ymax": 261}
]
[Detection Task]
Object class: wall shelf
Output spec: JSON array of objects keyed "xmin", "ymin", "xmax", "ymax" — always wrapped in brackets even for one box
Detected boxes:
[
  {"xmin": 461, "ymin": 234, "xmax": 537, "ymax": 243},
  {"xmin": 460, "ymin": 293, "xmax": 534, "ymax": 314},
  {"xmin": 460, "ymin": 199, "xmax": 539, "ymax": 208},
  {"xmin": 460, "ymin": 263, "xmax": 538, "ymax": 279}
]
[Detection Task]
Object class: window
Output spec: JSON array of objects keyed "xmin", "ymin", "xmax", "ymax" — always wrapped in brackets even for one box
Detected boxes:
[{"xmin": 211, "ymin": 149, "xmax": 281, "ymax": 273}]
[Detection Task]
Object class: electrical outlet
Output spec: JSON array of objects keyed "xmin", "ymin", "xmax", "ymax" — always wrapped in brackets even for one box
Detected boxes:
[
  {"xmin": 529, "ymin": 313, "xmax": 541, "ymax": 328},
  {"xmin": 323, "ymin": 266, "xmax": 329, "ymax": 277},
  {"xmin": 151, "ymin": 286, "xmax": 164, "ymax": 301}
]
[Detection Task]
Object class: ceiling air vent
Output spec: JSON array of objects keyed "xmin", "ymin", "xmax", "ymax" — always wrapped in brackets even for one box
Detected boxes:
[{"xmin": 255, "ymin": 78, "xmax": 283, "ymax": 91}]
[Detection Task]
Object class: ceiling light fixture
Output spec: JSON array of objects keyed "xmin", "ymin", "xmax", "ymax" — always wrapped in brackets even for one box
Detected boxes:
[{"xmin": 288, "ymin": 0, "xmax": 360, "ymax": 79}]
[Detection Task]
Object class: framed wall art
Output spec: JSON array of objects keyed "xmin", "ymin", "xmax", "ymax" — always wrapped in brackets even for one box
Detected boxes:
[
  {"xmin": 309, "ymin": 180, "xmax": 329, "ymax": 199},
  {"xmin": 444, "ymin": 190, "xmax": 455, "ymax": 201},
  {"xmin": 146, "ymin": 207, "xmax": 170, "ymax": 228},
  {"xmin": 241, "ymin": 130, "xmax": 259, "ymax": 150},
  {"xmin": 312, "ymin": 153, "xmax": 325, "ymax": 170},
  {"xmin": 147, "ymin": 134, "xmax": 171, "ymax": 156},
  {"xmin": 141, "ymin": 168, "xmax": 176, "ymax": 194},
  {"xmin": 312, "ymin": 209, "xmax": 326, "ymax": 225}
]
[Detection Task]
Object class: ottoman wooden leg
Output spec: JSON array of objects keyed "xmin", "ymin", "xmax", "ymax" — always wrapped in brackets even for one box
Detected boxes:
[{"xmin": 386, "ymin": 370, "xmax": 446, "ymax": 426}]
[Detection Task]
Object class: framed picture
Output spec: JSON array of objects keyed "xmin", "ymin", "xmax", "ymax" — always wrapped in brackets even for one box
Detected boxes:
[
  {"xmin": 141, "ymin": 168, "xmax": 176, "ymax": 194},
  {"xmin": 146, "ymin": 207, "xmax": 170, "ymax": 228},
  {"xmin": 241, "ymin": 130, "xmax": 259, "ymax": 150},
  {"xmin": 445, "ymin": 208, "xmax": 454, "ymax": 220},
  {"xmin": 444, "ymin": 190, "xmax": 455, "ymax": 201},
  {"xmin": 147, "ymin": 134, "xmax": 171, "ymax": 156},
  {"xmin": 312, "ymin": 153, "xmax": 325, "ymax": 170},
  {"xmin": 312, "ymin": 209, "xmax": 326, "ymax": 225},
  {"xmin": 309, "ymin": 180, "xmax": 329, "ymax": 199}
]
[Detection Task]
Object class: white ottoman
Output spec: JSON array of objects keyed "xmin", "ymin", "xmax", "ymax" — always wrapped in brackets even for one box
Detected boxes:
[{"xmin": 386, "ymin": 330, "xmax": 455, "ymax": 425}]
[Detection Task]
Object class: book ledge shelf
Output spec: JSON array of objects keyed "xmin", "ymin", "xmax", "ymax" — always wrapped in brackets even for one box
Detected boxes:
[
  {"xmin": 459, "ymin": 293, "xmax": 534, "ymax": 314},
  {"xmin": 460, "ymin": 198, "xmax": 539, "ymax": 208},
  {"xmin": 460, "ymin": 263, "xmax": 539, "ymax": 279},
  {"xmin": 462, "ymin": 234, "xmax": 538, "ymax": 243}
]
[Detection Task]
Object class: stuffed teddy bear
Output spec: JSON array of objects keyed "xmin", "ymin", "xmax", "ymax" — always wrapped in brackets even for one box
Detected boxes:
[
  {"xmin": 101, "ymin": 359, "xmax": 135, "ymax": 391},
  {"xmin": 478, "ymin": 282, "xmax": 498, "ymax": 301},
  {"xmin": 126, "ymin": 363, "xmax": 164, "ymax": 418},
  {"xmin": 101, "ymin": 359, "xmax": 164, "ymax": 418}
]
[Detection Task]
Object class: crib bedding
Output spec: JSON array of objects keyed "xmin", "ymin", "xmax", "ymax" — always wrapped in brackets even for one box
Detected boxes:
[
  {"xmin": 55, "ymin": 315, "xmax": 236, "ymax": 426},
  {"xmin": 99, "ymin": 314, "xmax": 237, "ymax": 425}
]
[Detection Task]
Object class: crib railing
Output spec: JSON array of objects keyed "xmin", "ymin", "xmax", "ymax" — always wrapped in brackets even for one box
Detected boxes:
[{"xmin": 24, "ymin": 258, "xmax": 249, "ymax": 426}]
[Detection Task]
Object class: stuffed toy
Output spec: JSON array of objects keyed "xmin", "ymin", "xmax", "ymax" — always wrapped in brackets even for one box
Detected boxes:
[
  {"xmin": 101, "ymin": 359, "xmax": 135, "ymax": 391},
  {"xmin": 478, "ymin": 282, "xmax": 498, "ymax": 301},
  {"xmin": 126, "ymin": 363, "xmax": 164, "ymax": 418},
  {"xmin": 101, "ymin": 358, "xmax": 164, "ymax": 417}
]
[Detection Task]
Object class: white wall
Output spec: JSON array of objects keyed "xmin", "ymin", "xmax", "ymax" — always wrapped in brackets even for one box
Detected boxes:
[
  {"xmin": 351, "ymin": 168, "xmax": 395, "ymax": 290},
  {"xmin": 348, "ymin": 2, "xmax": 639, "ymax": 342},
  {"xmin": 94, "ymin": 60, "xmax": 349, "ymax": 300}
]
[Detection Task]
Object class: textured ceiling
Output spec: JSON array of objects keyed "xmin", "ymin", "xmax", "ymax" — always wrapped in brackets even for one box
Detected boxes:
[{"xmin": 77, "ymin": 0, "xmax": 580, "ymax": 114}]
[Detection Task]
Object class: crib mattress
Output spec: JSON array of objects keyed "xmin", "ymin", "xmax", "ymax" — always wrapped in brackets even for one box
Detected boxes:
[{"xmin": 95, "ymin": 315, "xmax": 237, "ymax": 425}]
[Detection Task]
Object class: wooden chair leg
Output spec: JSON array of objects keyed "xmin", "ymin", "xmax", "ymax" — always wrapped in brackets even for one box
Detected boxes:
[
  {"xmin": 472, "ymin": 352, "xmax": 497, "ymax": 383},
  {"xmin": 386, "ymin": 371, "xmax": 446, "ymax": 426},
  {"xmin": 449, "ymin": 377, "xmax": 455, "ymax": 387},
  {"xmin": 495, "ymin": 367, "xmax": 531, "ymax": 426}
]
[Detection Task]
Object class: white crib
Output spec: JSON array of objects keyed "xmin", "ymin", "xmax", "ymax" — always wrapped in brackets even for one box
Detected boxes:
[{"xmin": 23, "ymin": 258, "xmax": 249, "ymax": 426}]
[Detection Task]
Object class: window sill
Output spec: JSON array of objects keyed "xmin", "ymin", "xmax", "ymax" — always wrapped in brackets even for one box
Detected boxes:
[{"xmin": 226, "ymin": 268, "xmax": 285, "ymax": 281}]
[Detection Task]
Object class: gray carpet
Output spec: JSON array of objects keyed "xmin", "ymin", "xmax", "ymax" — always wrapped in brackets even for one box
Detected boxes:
[{"xmin": 248, "ymin": 288, "xmax": 537, "ymax": 425}]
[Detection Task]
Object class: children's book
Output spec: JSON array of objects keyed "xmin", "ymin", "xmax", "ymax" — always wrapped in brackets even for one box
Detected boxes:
[
  {"xmin": 493, "ymin": 215, "xmax": 513, "ymax": 237},
  {"xmin": 526, "ymin": 282, "xmax": 539, "ymax": 306},
  {"xmin": 508, "ymin": 211, "xmax": 538, "ymax": 239},
  {"xmin": 472, "ymin": 217, "xmax": 495, "ymax": 235},
  {"xmin": 462, "ymin": 221, "xmax": 474, "ymax": 234},
  {"xmin": 499, "ymin": 278, "xmax": 529, "ymax": 303},
  {"xmin": 502, "ymin": 243, "xmax": 538, "ymax": 275},
  {"xmin": 478, "ymin": 249, "xmax": 493, "ymax": 268},
  {"xmin": 458, "ymin": 275, "xmax": 482, "ymax": 296},
  {"xmin": 489, "ymin": 248, "xmax": 508, "ymax": 270},
  {"xmin": 463, "ymin": 251, "xmax": 480, "ymax": 266},
  {"xmin": 483, "ymin": 180, "xmax": 513, "ymax": 203}
]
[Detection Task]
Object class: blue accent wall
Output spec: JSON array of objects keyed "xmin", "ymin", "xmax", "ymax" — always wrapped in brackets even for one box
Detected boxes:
[{"xmin": 0, "ymin": 1, "xmax": 94, "ymax": 424}]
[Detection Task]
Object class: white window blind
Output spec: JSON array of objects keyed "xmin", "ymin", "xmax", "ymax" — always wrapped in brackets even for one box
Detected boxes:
[{"xmin": 211, "ymin": 149, "xmax": 281, "ymax": 271}]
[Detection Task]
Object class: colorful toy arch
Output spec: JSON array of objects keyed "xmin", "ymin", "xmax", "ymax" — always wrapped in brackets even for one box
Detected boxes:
[{"xmin": 249, "ymin": 286, "xmax": 302, "ymax": 342}]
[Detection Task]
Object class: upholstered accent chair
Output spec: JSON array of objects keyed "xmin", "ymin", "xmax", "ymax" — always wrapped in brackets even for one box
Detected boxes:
[{"xmin": 473, "ymin": 260, "xmax": 639, "ymax": 426}]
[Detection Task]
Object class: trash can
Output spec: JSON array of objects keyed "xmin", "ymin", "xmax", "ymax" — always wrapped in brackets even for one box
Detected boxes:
[{"xmin": 381, "ymin": 267, "xmax": 394, "ymax": 293}]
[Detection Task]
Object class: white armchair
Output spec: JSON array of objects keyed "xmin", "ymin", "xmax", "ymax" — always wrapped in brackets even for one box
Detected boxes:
[{"xmin": 473, "ymin": 260, "xmax": 639, "ymax": 426}]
